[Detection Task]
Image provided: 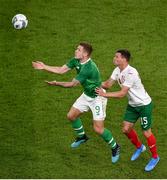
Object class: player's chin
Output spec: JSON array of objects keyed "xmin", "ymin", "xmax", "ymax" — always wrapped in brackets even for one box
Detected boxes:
[
  {"xmin": 113, "ymin": 62, "xmax": 118, "ymax": 66},
  {"xmin": 75, "ymin": 54, "xmax": 82, "ymax": 59},
  {"xmin": 75, "ymin": 56, "xmax": 79, "ymax": 59}
]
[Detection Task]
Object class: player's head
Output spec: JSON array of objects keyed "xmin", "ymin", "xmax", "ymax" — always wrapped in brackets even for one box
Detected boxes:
[
  {"xmin": 75, "ymin": 42, "xmax": 93, "ymax": 60},
  {"xmin": 117, "ymin": 49, "xmax": 131, "ymax": 61},
  {"xmin": 113, "ymin": 49, "xmax": 131, "ymax": 66}
]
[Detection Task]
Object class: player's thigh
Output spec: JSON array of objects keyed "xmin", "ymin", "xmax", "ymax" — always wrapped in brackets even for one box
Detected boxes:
[
  {"xmin": 124, "ymin": 104, "xmax": 139, "ymax": 124},
  {"xmin": 90, "ymin": 96, "xmax": 107, "ymax": 121},
  {"xmin": 140, "ymin": 102, "xmax": 153, "ymax": 131},
  {"xmin": 67, "ymin": 106, "xmax": 82, "ymax": 121},
  {"xmin": 72, "ymin": 93, "xmax": 89, "ymax": 113}
]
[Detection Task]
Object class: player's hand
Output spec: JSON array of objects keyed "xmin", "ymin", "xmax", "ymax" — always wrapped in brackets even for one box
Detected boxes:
[
  {"xmin": 95, "ymin": 87, "xmax": 105, "ymax": 96},
  {"xmin": 32, "ymin": 61, "xmax": 45, "ymax": 70},
  {"xmin": 45, "ymin": 80, "xmax": 57, "ymax": 86}
]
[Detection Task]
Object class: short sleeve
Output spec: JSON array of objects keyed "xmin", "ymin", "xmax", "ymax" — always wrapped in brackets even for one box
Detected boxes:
[
  {"xmin": 110, "ymin": 67, "xmax": 119, "ymax": 81},
  {"xmin": 66, "ymin": 58, "xmax": 76, "ymax": 69}
]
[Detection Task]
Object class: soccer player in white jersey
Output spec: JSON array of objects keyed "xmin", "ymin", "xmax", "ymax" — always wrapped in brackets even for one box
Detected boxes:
[
  {"xmin": 32, "ymin": 42, "xmax": 120, "ymax": 163},
  {"xmin": 96, "ymin": 49, "xmax": 160, "ymax": 171}
]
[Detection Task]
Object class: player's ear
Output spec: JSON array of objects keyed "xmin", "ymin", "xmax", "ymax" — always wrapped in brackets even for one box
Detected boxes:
[{"xmin": 83, "ymin": 50, "xmax": 89, "ymax": 57}]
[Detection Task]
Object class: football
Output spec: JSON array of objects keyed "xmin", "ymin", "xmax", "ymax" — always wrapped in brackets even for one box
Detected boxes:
[{"xmin": 12, "ymin": 14, "xmax": 28, "ymax": 29}]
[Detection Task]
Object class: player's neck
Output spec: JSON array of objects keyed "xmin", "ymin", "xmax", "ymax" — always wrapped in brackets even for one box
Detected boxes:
[
  {"xmin": 80, "ymin": 57, "xmax": 90, "ymax": 64},
  {"xmin": 119, "ymin": 63, "xmax": 129, "ymax": 71}
]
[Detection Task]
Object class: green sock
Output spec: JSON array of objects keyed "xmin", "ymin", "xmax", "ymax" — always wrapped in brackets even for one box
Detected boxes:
[
  {"xmin": 101, "ymin": 128, "xmax": 117, "ymax": 149},
  {"xmin": 71, "ymin": 118, "xmax": 85, "ymax": 138}
]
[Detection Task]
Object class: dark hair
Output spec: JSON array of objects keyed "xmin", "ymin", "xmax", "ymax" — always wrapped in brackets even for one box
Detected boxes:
[
  {"xmin": 79, "ymin": 42, "xmax": 93, "ymax": 56},
  {"xmin": 116, "ymin": 49, "xmax": 131, "ymax": 61}
]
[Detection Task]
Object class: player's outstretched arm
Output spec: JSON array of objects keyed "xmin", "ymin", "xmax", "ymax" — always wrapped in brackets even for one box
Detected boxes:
[
  {"xmin": 102, "ymin": 78, "xmax": 115, "ymax": 89},
  {"xmin": 32, "ymin": 61, "xmax": 70, "ymax": 74},
  {"xmin": 45, "ymin": 78, "xmax": 80, "ymax": 88},
  {"xmin": 96, "ymin": 86, "xmax": 129, "ymax": 98}
]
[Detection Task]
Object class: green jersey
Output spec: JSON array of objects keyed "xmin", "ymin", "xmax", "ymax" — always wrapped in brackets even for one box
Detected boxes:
[{"xmin": 66, "ymin": 58, "xmax": 101, "ymax": 98}]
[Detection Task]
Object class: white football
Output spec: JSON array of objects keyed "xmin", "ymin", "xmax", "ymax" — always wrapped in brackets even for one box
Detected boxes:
[{"xmin": 12, "ymin": 14, "xmax": 28, "ymax": 29}]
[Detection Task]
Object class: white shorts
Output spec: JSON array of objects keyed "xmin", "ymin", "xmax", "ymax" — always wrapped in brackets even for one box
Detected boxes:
[{"xmin": 73, "ymin": 93, "xmax": 107, "ymax": 121}]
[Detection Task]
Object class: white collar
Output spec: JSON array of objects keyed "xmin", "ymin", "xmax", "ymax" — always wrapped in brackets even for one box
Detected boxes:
[
  {"xmin": 120, "ymin": 64, "xmax": 130, "ymax": 73},
  {"xmin": 80, "ymin": 58, "xmax": 91, "ymax": 65}
]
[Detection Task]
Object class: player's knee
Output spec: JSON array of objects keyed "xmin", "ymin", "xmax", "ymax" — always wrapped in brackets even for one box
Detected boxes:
[
  {"xmin": 93, "ymin": 125, "xmax": 103, "ymax": 135},
  {"xmin": 67, "ymin": 112, "xmax": 75, "ymax": 121},
  {"xmin": 143, "ymin": 128, "xmax": 152, "ymax": 138},
  {"xmin": 122, "ymin": 126, "xmax": 130, "ymax": 134}
]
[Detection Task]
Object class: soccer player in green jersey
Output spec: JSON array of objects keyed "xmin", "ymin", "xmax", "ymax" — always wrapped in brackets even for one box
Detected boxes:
[
  {"xmin": 32, "ymin": 42, "xmax": 120, "ymax": 163},
  {"xmin": 96, "ymin": 49, "xmax": 160, "ymax": 171}
]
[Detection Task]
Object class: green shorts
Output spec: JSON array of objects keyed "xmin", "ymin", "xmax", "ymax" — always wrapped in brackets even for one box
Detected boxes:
[{"xmin": 124, "ymin": 102, "xmax": 153, "ymax": 130}]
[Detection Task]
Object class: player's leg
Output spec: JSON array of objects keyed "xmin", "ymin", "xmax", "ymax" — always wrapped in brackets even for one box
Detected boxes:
[
  {"xmin": 91, "ymin": 96, "xmax": 120, "ymax": 163},
  {"xmin": 123, "ymin": 105, "xmax": 146, "ymax": 161},
  {"xmin": 93, "ymin": 120, "xmax": 117, "ymax": 150},
  {"xmin": 67, "ymin": 106, "xmax": 84, "ymax": 138},
  {"xmin": 93, "ymin": 120, "xmax": 120, "ymax": 163},
  {"xmin": 143, "ymin": 129, "xmax": 160, "ymax": 172},
  {"xmin": 140, "ymin": 102, "xmax": 160, "ymax": 171},
  {"xmin": 123, "ymin": 121, "xmax": 142, "ymax": 148},
  {"xmin": 67, "ymin": 94, "xmax": 89, "ymax": 148},
  {"xmin": 143, "ymin": 129, "xmax": 158, "ymax": 160}
]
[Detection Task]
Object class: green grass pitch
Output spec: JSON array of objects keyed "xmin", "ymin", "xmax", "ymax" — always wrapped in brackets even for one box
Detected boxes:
[{"xmin": 0, "ymin": 0, "xmax": 167, "ymax": 178}]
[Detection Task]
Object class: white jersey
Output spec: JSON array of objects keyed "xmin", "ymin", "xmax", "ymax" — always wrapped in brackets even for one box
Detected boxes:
[{"xmin": 111, "ymin": 65, "xmax": 151, "ymax": 107}]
